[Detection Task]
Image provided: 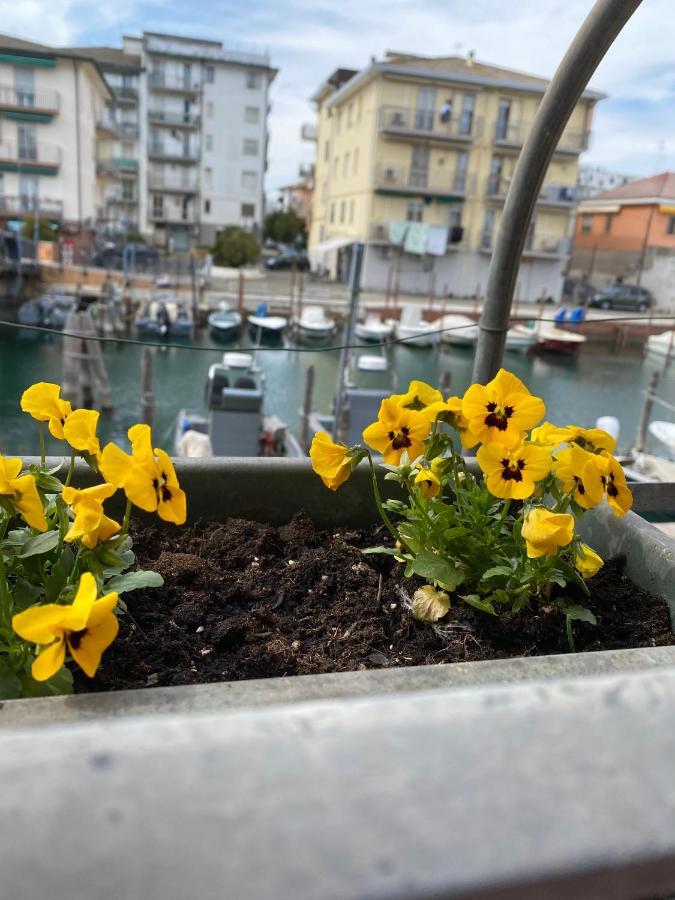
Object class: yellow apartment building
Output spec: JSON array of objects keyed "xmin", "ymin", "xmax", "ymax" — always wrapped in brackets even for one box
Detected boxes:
[{"xmin": 307, "ymin": 52, "xmax": 604, "ymax": 301}]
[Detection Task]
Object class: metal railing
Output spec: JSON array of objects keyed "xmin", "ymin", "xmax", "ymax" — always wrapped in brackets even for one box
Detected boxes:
[
  {"xmin": 147, "ymin": 142, "xmax": 199, "ymax": 161},
  {"xmin": 148, "ymin": 110, "xmax": 200, "ymax": 127},
  {"xmin": 487, "ymin": 176, "xmax": 578, "ymax": 205},
  {"xmin": 149, "ymin": 72, "xmax": 201, "ymax": 92},
  {"xmin": 376, "ymin": 164, "xmax": 474, "ymax": 196},
  {"xmin": 379, "ymin": 105, "xmax": 482, "ymax": 140},
  {"xmin": 112, "ymin": 86, "xmax": 138, "ymax": 102},
  {"xmin": 148, "ymin": 207, "xmax": 197, "ymax": 224},
  {"xmin": 480, "ymin": 230, "xmax": 569, "ymax": 256},
  {"xmin": 0, "ymin": 83, "xmax": 59, "ymax": 112},
  {"xmin": 0, "ymin": 194, "xmax": 63, "ymax": 216},
  {"xmin": 0, "ymin": 141, "xmax": 61, "ymax": 167},
  {"xmin": 147, "ymin": 173, "xmax": 199, "ymax": 192},
  {"xmin": 96, "ymin": 156, "xmax": 138, "ymax": 177},
  {"xmin": 119, "ymin": 122, "xmax": 139, "ymax": 139}
]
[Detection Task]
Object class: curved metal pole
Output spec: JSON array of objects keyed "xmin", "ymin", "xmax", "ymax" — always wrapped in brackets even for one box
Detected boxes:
[{"xmin": 472, "ymin": 0, "xmax": 643, "ymax": 383}]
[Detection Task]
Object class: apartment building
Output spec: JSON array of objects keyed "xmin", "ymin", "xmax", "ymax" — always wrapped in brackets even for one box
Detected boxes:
[
  {"xmin": 0, "ymin": 34, "xmax": 112, "ymax": 234},
  {"xmin": 577, "ymin": 164, "xmax": 636, "ymax": 201},
  {"xmin": 308, "ymin": 53, "xmax": 603, "ymax": 301}
]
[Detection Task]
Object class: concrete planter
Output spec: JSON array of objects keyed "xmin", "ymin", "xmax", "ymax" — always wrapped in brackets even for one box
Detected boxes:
[{"xmin": 2, "ymin": 459, "xmax": 675, "ymax": 899}]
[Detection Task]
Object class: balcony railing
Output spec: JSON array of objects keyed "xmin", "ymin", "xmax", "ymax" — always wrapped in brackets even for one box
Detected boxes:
[
  {"xmin": 557, "ymin": 129, "xmax": 590, "ymax": 153},
  {"xmin": 148, "ymin": 207, "xmax": 197, "ymax": 224},
  {"xmin": 494, "ymin": 121, "xmax": 590, "ymax": 154},
  {"xmin": 96, "ymin": 113, "xmax": 120, "ymax": 137},
  {"xmin": 0, "ymin": 83, "xmax": 59, "ymax": 114},
  {"xmin": 96, "ymin": 157, "xmax": 138, "ymax": 178},
  {"xmin": 375, "ymin": 164, "xmax": 474, "ymax": 198},
  {"xmin": 0, "ymin": 194, "xmax": 63, "ymax": 217},
  {"xmin": 379, "ymin": 106, "xmax": 482, "ymax": 141},
  {"xmin": 481, "ymin": 230, "xmax": 569, "ymax": 257},
  {"xmin": 301, "ymin": 122, "xmax": 317, "ymax": 141},
  {"xmin": 485, "ymin": 175, "xmax": 510, "ymax": 198},
  {"xmin": 148, "ymin": 173, "xmax": 199, "ymax": 193},
  {"xmin": 148, "ymin": 109, "xmax": 200, "ymax": 128},
  {"xmin": 149, "ymin": 72, "xmax": 201, "ymax": 93},
  {"xmin": 0, "ymin": 141, "xmax": 61, "ymax": 169},
  {"xmin": 148, "ymin": 142, "xmax": 199, "ymax": 162},
  {"xmin": 112, "ymin": 86, "xmax": 138, "ymax": 102},
  {"xmin": 370, "ymin": 221, "xmax": 463, "ymax": 247},
  {"xmin": 119, "ymin": 122, "xmax": 139, "ymax": 139},
  {"xmin": 486, "ymin": 176, "xmax": 579, "ymax": 207}
]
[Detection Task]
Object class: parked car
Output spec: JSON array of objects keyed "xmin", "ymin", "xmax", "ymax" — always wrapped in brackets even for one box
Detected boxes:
[
  {"xmin": 264, "ymin": 249, "xmax": 309, "ymax": 271},
  {"xmin": 588, "ymin": 284, "xmax": 653, "ymax": 312},
  {"xmin": 562, "ymin": 276, "xmax": 597, "ymax": 305},
  {"xmin": 94, "ymin": 243, "xmax": 160, "ymax": 272}
]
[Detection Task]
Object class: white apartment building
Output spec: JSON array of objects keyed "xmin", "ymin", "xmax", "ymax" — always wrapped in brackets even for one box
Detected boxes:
[
  {"xmin": 0, "ymin": 34, "xmax": 111, "ymax": 235},
  {"xmin": 577, "ymin": 164, "xmax": 636, "ymax": 200}
]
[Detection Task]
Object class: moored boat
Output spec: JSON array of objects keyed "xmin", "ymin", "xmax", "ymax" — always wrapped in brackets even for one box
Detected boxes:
[
  {"xmin": 437, "ymin": 314, "xmax": 478, "ymax": 347},
  {"xmin": 646, "ymin": 330, "xmax": 675, "ymax": 359},
  {"xmin": 208, "ymin": 303, "xmax": 242, "ymax": 342},
  {"xmin": 532, "ymin": 323, "xmax": 586, "ymax": 353},
  {"xmin": 355, "ymin": 313, "xmax": 394, "ymax": 343},
  {"xmin": 247, "ymin": 302, "xmax": 287, "ymax": 341},
  {"xmin": 394, "ymin": 306, "xmax": 439, "ymax": 348},
  {"xmin": 294, "ymin": 305, "xmax": 336, "ymax": 341}
]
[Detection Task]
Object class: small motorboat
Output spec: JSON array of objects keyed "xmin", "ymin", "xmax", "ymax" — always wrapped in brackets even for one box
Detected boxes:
[
  {"xmin": 208, "ymin": 303, "xmax": 241, "ymax": 342},
  {"xmin": 294, "ymin": 305, "xmax": 336, "ymax": 341},
  {"xmin": 395, "ymin": 306, "xmax": 439, "ymax": 348},
  {"xmin": 532, "ymin": 323, "xmax": 586, "ymax": 353},
  {"xmin": 18, "ymin": 292, "xmax": 74, "ymax": 330},
  {"xmin": 437, "ymin": 314, "xmax": 478, "ymax": 347},
  {"xmin": 135, "ymin": 297, "xmax": 193, "ymax": 339},
  {"xmin": 247, "ymin": 302, "xmax": 287, "ymax": 341},
  {"xmin": 646, "ymin": 330, "xmax": 675, "ymax": 359},
  {"xmin": 505, "ymin": 324, "xmax": 538, "ymax": 353},
  {"xmin": 355, "ymin": 313, "xmax": 394, "ymax": 343}
]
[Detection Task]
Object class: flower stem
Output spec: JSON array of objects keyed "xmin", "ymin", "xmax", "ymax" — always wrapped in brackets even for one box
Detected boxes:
[
  {"xmin": 121, "ymin": 498, "xmax": 133, "ymax": 537},
  {"xmin": 64, "ymin": 449, "xmax": 76, "ymax": 488},
  {"xmin": 38, "ymin": 424, "xmax": 46, "ymax": 468},
  {"xmin": 366, "ymin": 452, "xmax": 407, "ymax": 550},
  {"xmin": 0, "ymin": 515, "xmax": 10, "ymax": 625},
  {"xmin": 496, "ymin": 498, "xmax": 511, "ymax": 533},
  {"xmin": 565, "ymin": 615, "xmax": 576, "ymax": 653}
]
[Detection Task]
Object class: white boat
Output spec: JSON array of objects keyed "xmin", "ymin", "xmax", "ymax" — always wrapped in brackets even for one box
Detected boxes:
[
  {"xmin": 395, "ymin": 306, "xmax": 439, "ymax": 348},
  {"xmin": 533, "ymin": 323, "xmax": 586, "ymax": 353},
  {"xmin": 646, "ymin": 330, "xmax": 675, "ymax": 359},
  {"xmin": 247, "ymin": 302, "xmax": 287, "ymax": 341},
  {"xmin": 505, "ymin": 324, "xmax": 538, "ymax": 353},
  {"xmin": 208, "ymin": 303, "xmax": 242, "ymax": 342},
  {"xmin": 437, "ymin": 314, "xmax": 479, "ymax": 346},
  {"xmin": 294, "ymin": 305, "xmax": 336, "ymax": 341},
  {"xmin": 650, "ymin": 420, "xmax": 675, "ymax": 452},
  {"xmin": 355, "ymin": 313, "xmax": 394, "ymax": 343}
]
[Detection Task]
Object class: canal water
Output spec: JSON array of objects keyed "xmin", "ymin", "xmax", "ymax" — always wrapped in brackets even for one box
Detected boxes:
[{"xmin": 1, "ymin": 322, "xmax": 674, "ymax": 457}]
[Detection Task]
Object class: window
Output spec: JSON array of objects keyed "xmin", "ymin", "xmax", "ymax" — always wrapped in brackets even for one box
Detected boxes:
[
  {"xmin": 406, "ymin": 200, "xmax": 424, "ymax": 222},
  {"xmin": 241, "ymin": 202, "xmax": 255, "ymax": 218},
  {"xmin": 410, "ymin": 145, "xmax": 429, "ymax": 188},
  {"xmin": 241, "ymin": 170, "xmax": 257, "ymax": 189},
  {"xmin": 204, "ymin": 167, "xmax": 212, "ymax": 187},
  {"xmin": 14, "ymin": 66, "xmax": 35, "ymax": 106},
  {"xmin": 334, "ymin": 156, "xmax": 339, "ymax": 178},
  {"xmin": 415, "ymin": 86, "xmax": 436, "ymax": 130},
  {"xmin": 243, "ymin": 138, "xmax": 259, "ymax": 156},
  {"xmin": 353, "ymin": 147, "xmax": 359, "ymax": 174},
  {"xmin": 330, "ymin": 202, "xmax": 335, "ymax": 223},
  {"xmin": 482, "ymin": 208, "xmax": 496, "ymax": 247},
  {"xmin": 324, "ymin": 140, "xmax": 330, "ymax": 161},
  {"xmin": 205, "ymin": 135, "xmax": 213, "ymax": 152},
  {"xmin": 245, "ymin": 106, "xmax": 260, "ymax": 124},
  {"xmin": 152, "ymin": 195, "xmax": 164, "ymax": 218},
  {"xmin": 357, "ymin": 96, "xmax": 362, "ymax": 122},
  {"xmin": 121, "ymin": 141, "xmax": 134, "ymax": 157},
  {"xmin": 336, "ymin": 110, "xmax": 342, "ymax": 134},
  {"xmin": 206, "ymin": 101, "xmax": 214, "ymax": 118},
  {"xmin": 121, "ymin": 180, "xmax": 135, "ymax": 201},
  {"xmin": 454, "ymin": 151, "xmax": 469, "ymax": 191},
  {"xmin": 340, "ymin": 200, "xmax": 346, "ymax": 223},
  {"xmin": 19, "ymin": 174, "xmax": 38, "ymax": 212},
  {"xmin": 349, "ymin": 198, "xmax": 355, "ymax": 223},
  {"xmin": 347, "ymin": 102, "xmax": 353, "ymax": 127},
  {"xmin": 343, "ymin": 152, "xmax": 350, "ymax": 177},
  {"xmin": 581, "ymin": 214, "xmax": 592, "ymax": 234},
  {"xmin": 205, "ymin": 65, "xmax": 215, "ymax": 84},
  {"xmin": 605, "ymin": 214, "xmax": 613, "ymax": 234},
  {"xmin": 204, "ymin": 199, "xmax": 211, "ymax": 214},
  {"xmin": 449, "ymin": 206, "xmax": 462, "ymax": 229},
  {"xmin": 246, "ymin": 70, "xmax": 262, "ymax": 89},
  {"xmin": 668, "ymin": 216, "xmax": 675, "ymax": 236},
  {"xmin": 319, "ymin": 224, "xmax": 325, "ymax": 242},
  {"xmin": 321, "ymin": 181, "xmax": 328, "ymax": 201},
  {"xmin": 17, "ymin": 124, "xmax": 37, "ymax": 160},
  {"xmin": 459, "ymin": 93, "xmax": 476, "ymax": 136},
  {"xmin": 495, "ymin": 98, "xmax": 511, "ymax": 141}
]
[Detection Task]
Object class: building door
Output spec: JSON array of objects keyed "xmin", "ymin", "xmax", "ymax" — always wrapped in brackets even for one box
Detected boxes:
[
  {"xmin": 488, "ymin": 156, "xmax": 504, "ymax": 193},
  {"xmin": 495, "ymin": 99, "xmax": 511, "ymax": 140},
  {"xmin": 482, "ymin": 208, "xmax": 496, "ymax": 249},
  {"xmin": 409, "ymin": 145, "xmax": 429, "ymax": 188},
  {"xmin": 14, "ymin": 66, "xmax": 35, "ymax": 106},
  {"xmin": 454, "ymin": 151, "xmax": 468, "ymax": 191},
  {"xmin": 414, "ymin": 86, "xmax": 436, "ymax": 131},
  {"xmin": 182, "ymin": 63, "xmax": 191, "ymax": 90},
  {"xmin": 459, "ymin": 93, "xmax": 475, "ymax": 135},
  {"xmin": 19, "ymin": 174, "xmax": 38, "ymax": 213},
  {"xmin": 18, "ymin": 124, "xmax": 37, "ymax": 160}
]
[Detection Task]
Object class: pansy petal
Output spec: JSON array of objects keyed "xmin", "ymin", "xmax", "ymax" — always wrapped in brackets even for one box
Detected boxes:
[
  {"xmin": 68, "ymin": 613, "xmax": 119, "ymax": 678},
  {"xmin": 31, "ymin": 638, "xmax": 66, "ymax": 682},
  {"xmin": 13, "ymin": 604, "xmax": 67, "ymax": 644}
]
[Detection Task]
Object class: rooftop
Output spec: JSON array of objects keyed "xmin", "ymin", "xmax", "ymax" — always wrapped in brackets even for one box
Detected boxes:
[
  {"xmin": 63, "ymin": 45, "xmax": 141, "ymax": 72},
  {"xmin": 0, "ymin": 32, "xmax": 114, "ymax": 96},
  {"xmin": 582, "ymin": 171, "xmax": 675, "ymax": 203}
]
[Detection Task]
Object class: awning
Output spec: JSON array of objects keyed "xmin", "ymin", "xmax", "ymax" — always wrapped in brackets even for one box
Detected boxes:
[
  {"xmin": 579, "ymin": 204, "xmax": 621, "ymax": 214},
  {"xmin": 309, "ymin": 236, "xmax": 354, "ymax": 256}
]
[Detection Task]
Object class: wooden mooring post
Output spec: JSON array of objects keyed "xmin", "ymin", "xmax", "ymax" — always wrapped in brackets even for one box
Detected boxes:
[
  {"xmin": 62, "ymin": 310, "xmax": 113, "ymax": 410},
  {"xmin": 237, "ymin": 270, "xmax": 245, "ymax": 318},
  {"xmin": 140, "ymin": 346, "xmax": 155, "ymax": 429},
  {"xmin": 635, "ymin": 370, "xmax": 660, "ymax": 453},
  {"xmin": 299, "ymin": 364, "xmax": 315, "ymax": 453}
]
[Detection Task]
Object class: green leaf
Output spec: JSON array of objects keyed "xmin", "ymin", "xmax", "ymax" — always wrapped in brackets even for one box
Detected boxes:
[
  {"xmin": 18, "ymin": 530, "xmax": 59, "ymax": 558},
  {"xmin": 11, "ymin": 578, "xmax": 44, "ymax": 611},
  {"xmin": 557, "ymin": 559, "xmax": 590, "ymax": 597},
  {"xmin": 362, "ymin": 546, "xmax": 401, "ymax": 557},
  {"xmin": 0, "ymin": 663, "xmax": 22, "ymax": 700},
  {"xmin": 36, "ymin": 473, "xmax": 64, "ymax": 493},
  {"xmin": 460, "ymin": 594, "xmax": 497, "ymax": 615},
  {"xmin": 481, "ymin": 565, "xmax": 514, "ymax": 581},
  {"xmin": 408, "ymin": 551, "xmax": 465, "ymax": 591},
  {"xmin": 106, "ymin": 570, "xmax": 164, "ymax": 594},
  {"xmin": 561, "ymin": 603, "xmax": 597, "ymax": 625},
  {"xmin": 442, "ymin": 526, "xmax": 469, "ymax": 541},
  {"xmin": 45, "ymin": 547, "xmax": 75, "ymax": 603},
  {"xmin": 20, "ymin": 665, "xmax": 74, "ymax": 698}
]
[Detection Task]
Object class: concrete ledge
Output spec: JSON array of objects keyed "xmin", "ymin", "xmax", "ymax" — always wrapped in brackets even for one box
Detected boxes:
[
  {"xmin": 3, "ymin": 644, "xmax": 675, "ymax": 730},
  {"xmin": 3, "ymin": 667, "xmax": 675, "ymax": 899}
]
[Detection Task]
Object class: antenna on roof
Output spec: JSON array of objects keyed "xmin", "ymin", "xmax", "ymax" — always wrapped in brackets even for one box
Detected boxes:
[{"xmin": 467, "ymin": 50, "xmax": 476, "ymax": 66}]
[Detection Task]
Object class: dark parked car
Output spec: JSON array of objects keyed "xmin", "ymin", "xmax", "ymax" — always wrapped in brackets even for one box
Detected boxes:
[
  {"xmin": 94, "ymin": 243, "xmax": 160, "ymax": 272},
  {"xmin": 588, "ymin": 284, "xmax": 653, "ymax": 312},
  {"xmin": 264, "ymin": 249, "xmax": 309, "ymax": 271}
]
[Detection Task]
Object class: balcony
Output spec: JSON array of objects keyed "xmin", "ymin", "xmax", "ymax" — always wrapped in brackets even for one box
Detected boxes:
[
  {"xmin": 96, "ymin": 113, "xmax": 120, "ymax": 139},
  {"xmin": 480, "ymin": 230, "xmax": 570, "ymax": 258},
  {"xmin": 370, "ymin": 221, "xmax": 463, "ymax": 248},
  {"xmin": 112, "ymin": 86, "xmax": 138, "ymax": 104},
  {"xmin": 375, "ymin": 164, "xmax": 474, "ymax": 199},
  {"xmin": 148, "ymin": 206, "xmax": 197, "ymax": 224},
  {"xmin": 96, "ymin": 157, "xmax": 138, "ymax": 178},
  {"xmin": 148, "ymin": 142, "xmax": 199, "ymax": 163},
  {"xmin": 486, "ymin": 176, "xmax": 578, "ymax": 209},
  {"xmin": 104, "ymin": 190, "xmax": 138, "ymax": 206},
  {"xmin": 119, "ymin": 122, "xmax": 139, "ymax": 139},
  {"xmin": 148, "ymin": 109, "xmax": 200, "ymax": 129},
  {"xmin": 494, "ymin": 122, "xmax": 590, "ymax": 155},
  {"xmin": 148, "ymin": 173, "xmax": 199, "ymax": 193},
  {"xmin": 148, "ymin": 72, "xmax": 200, "ymax": 94},
  {"xmin": 379, "ymin": 106, "xmax": 482, "ymax": 144},
  {"xmin": 556, "ymin": 129, "xmax": 590, "ymax": 154},
  {"xmin": 0, "ymin": 141, "xmax": 61, "ymax": 173},
  {"xmin": 0, "ymin": 84, "xmax": 59, "ymax": 117},
  {"xmin": 301, "ymin": 122, "xmax": 317, "ymax": 141},
  {"xmin": 0, "ymin": 194, "xmax": 63, "ymax": 218}
]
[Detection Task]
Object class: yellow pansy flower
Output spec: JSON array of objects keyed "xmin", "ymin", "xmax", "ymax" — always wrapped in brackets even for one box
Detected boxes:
[
  {"xmin": 476, "ymin": 440, "xmax": 552, "ymax": 500},
  {"xmin": 575, "ymin": 544, "xmax": 604, "ymax": 578},
  {"xmin": 530, "ymin": 421, "xmax": 570, "ymax": 449},
  {"xmin": 434, "ymin": 395, "xmax": 479, "ymax": 450},
  {"xmin": 413, "ymin": 460, "xmax": 442, "ymax": 499},
  {"xmin": 552, "ymin": 444, "xmax": 605, "ymax": 509},
  {"xmin": 521, "ymin": 508, "xmax": 574, "ymax": 559},
  {"xmin": 100, "ymin": 424, "xmax": 186, "ymax": 524},
  {"xmin": 564, "ymin": 425, "xmax": 617, "ymax": 455},
  {"xmin": 363, "ymin": 399, "xmax": 431, "ymax": 465},
  {"xmin": 310, "ymin": 432, "xmax": 354, "ymax": 491},
  {"xmin": 63, "ymin": 408, "xmax": 101, "ymax": 460},
  {"xmin": 462, "ymin": 369, "xmax": 545, "ymax": 448},
  {"xmin": 20, "ymin": 382, "xmax": 73, "ymax": 440},
  {"xmin": 598, "ymin": 454, "xmax": 633, "ymax": 517},
  {"xmin": 390, "ymin": 380, "xmax": 444, "ymax": 411},
  {"xmin": 0, "ymin": 457, "xmax": 47, "ymax": 531},
  {"xmin": 13, "ymin": 572, "xmax": 118, "ymax": 681},
  {"xmin": 61, "ymin": 484, "xmax": 120, "ymax": 549}
]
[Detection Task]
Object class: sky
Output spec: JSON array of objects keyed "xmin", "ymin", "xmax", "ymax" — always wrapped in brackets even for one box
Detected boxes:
[{"xmin": 1, "ymin": 0, "xmax": 674, "ymax": 197}]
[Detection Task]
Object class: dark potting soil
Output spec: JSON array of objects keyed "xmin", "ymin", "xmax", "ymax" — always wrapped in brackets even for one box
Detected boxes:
[{"xmin": 75, "ymin": 513, "xmax": 674, "ymax": 693}]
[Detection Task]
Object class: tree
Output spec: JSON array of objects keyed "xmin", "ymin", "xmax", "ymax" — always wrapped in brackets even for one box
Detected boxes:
[
  {"xmin": 264, "ymin": 208, "xmax": 306, "ymax": 246},
  {"xmin": 21, "ymin": 217, "xmax": 58, "ymax": 242},
  {"xmin": 212, "ymin": 226, "xmax": 260, "ymax": 268}
]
